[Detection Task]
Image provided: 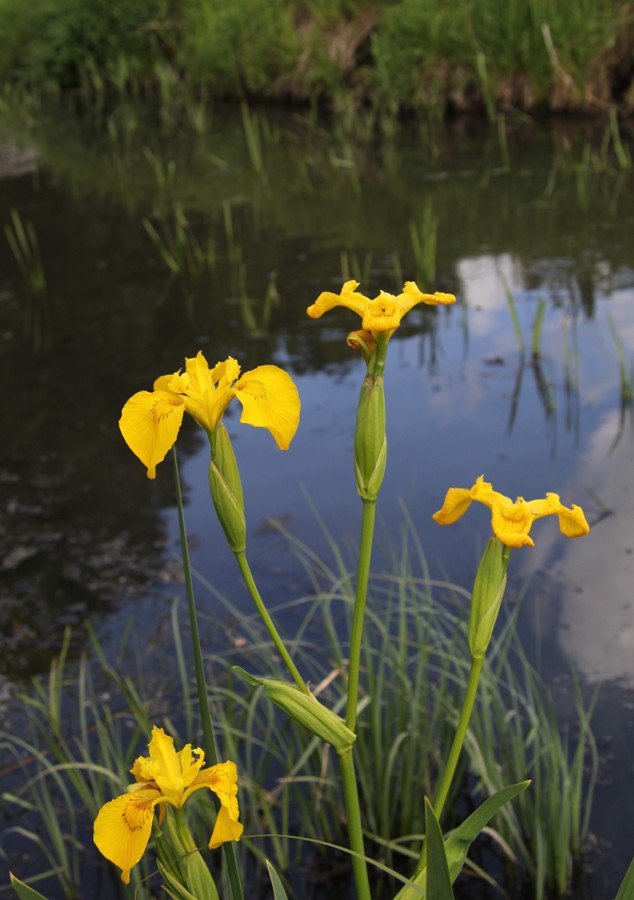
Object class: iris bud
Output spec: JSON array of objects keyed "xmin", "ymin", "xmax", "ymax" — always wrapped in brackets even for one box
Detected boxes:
[
  {"xmin": 234, "ymin": 668, "xmax": 356, "ymax": 756},
  {"xmin": 469, "ymin": 538, "xmax": 510, "ymax": 660},
  {"xmin": 354, "ymin": 373, "xmax": 387, "ymax": 502},
  {"xmin": 208, "ymin": 424, "xmax": 247, "ymax": 554}
]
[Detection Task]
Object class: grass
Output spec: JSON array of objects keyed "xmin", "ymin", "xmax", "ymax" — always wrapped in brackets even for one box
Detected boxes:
[
  {"xmin": 0, "ymin": 0, "xmax": 632, "ymax": 118},
  {"xmin": 1, "ymin": 513, "xmax": 600, "ymax": 899}
]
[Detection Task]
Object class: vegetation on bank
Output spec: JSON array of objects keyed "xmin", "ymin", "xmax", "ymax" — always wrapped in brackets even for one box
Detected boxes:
[{"xmin": 0, "ymin": 0, "xmax": 633, "ymax": 117}]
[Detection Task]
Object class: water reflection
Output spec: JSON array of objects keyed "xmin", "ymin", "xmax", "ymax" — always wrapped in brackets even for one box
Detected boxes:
[{"xmin": 549, "ymin": 412, "xmax": 634, "ymax": 686}]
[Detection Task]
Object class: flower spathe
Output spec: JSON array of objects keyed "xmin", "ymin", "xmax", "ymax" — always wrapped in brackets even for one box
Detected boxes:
[
  {"xmin": 433, "ymin": 476, "xmax": 590, "ymax": 548},
  {"xmin": 93, "ymin": 726, "xmax": 243, "ymax": 884},
  {"xmin": 119, "ymin": 351, "xmax": 301, "ymax": 478},
  {"xmin": 307, "ymin": 280, "xmax": 456, "ymax": 337}
]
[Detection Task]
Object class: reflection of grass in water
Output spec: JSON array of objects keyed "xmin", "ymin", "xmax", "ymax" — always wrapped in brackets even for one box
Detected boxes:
[
  {"xmin": 236, "ymin": 268, "xmax": 280, "ymax": 336},
  {"xmin": 609, "ymin": 316, "xmax": 634, "ymax": 406},
  {"xmin": 408, "ymin": 198, "xmax": 437, "ymax": 286},
  {"xmin": 4, "ymin": 209, "xmax": 46, "ymax": 294},
  {"xmin": 4, "ymin": 208, "xmax": 49, "ymax": 352},
  {"xmin": 340, "ymin": 249, "xmax": 373, "ymax": 285},
  {"xmin": 1, "ymin": 516, "xmax": 598, "ymax": 899},
  {"xmin": 503, "ymin": 281, "xmax": 558, "ymax": 438},
  {"xmin": 607, "ymin": 315, "xmax": 633, "ymax": 450},
  {"xmin": 143, "ymin": 203, "xmax": 217, "ymax": 276}
]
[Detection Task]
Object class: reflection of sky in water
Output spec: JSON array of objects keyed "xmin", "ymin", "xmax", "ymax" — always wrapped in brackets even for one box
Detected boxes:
[{"xmin": 178, "ymin": 252, "xmax": 634, "ymax": 687}]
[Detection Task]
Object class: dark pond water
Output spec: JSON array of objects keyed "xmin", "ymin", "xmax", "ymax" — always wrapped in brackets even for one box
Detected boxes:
[{"xmin": 1, "ymin": 100, "xmax": 633, "ymax": 895}]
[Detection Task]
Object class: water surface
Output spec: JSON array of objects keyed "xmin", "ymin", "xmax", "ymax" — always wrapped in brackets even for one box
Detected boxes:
[{"xmin": 1, "ymin": 102, "xmax": 633, "ymax": 893}]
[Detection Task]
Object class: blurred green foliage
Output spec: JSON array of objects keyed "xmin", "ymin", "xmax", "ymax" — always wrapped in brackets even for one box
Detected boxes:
[
  {"xmin": 0, "ymin": 0, "xmax": 173, "ymax": 88},
  {"xmin": 180, "ymin": 0, "xmax": 300, "ymax": 93},
  {"xmin": 0, "ymin": 0, "xmax": 631, "ymax": 113}
]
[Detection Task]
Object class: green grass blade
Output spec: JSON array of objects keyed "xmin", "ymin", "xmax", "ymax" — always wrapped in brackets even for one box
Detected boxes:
[
  {"xmin": 615, "ymin": 856, "xmax": 634, "ymax": 900},
  {"xmin": 265, "ymin": 859, "xmax": 290, "ymax": 899},
  {"xmin": 9, "ymin": 873, "xmax": 50, "ymax": 899},
  {"xmin": 425, "ymin": 798, "xmax": 453, "ymax": 899}
]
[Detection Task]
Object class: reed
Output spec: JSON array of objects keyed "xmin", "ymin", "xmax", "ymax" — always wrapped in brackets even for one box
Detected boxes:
[{"xmin": 1, "ymin": 522, "xmax": 599, "ymax": 897}]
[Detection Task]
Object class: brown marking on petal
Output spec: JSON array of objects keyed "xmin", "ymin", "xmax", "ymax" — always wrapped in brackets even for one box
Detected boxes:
[
  {"xmin": 122, "ymin": 791, "xmax": 157, "ymax": 832},
  {"xmin": 151, "ymin": 396, "xmax": 183, "ymax": 423},
  {"xmin": 235, "ymin": 378, "xmax": 266, "ymax": 400}
]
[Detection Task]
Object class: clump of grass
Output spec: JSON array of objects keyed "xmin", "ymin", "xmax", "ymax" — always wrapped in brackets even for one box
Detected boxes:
[
  {"xmin": 0, "ymin": 0, "xmax": 631, "ymax": 118},
  {"xmin": 1, "ymin": 518, "xmax": 599, "ymax": 899}
]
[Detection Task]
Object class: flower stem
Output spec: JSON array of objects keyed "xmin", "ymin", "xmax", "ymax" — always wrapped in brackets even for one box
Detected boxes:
[
  {"xmin": 172, "ymin": 449, "xmax": 244, "ymax": 900},
  {"xmin": 433, "ymin": 655, "xmax": 484, "ymax": 822},
  {"xmin": 345, "ymin": 499, "xmax": 376, "ymax": 730},
  {"xmin": 234, "ymin": 550, "xmax": 308, "ymax": 694},
  {"xmin": 339, "ymin": 749, "xmax": 372, "ymax": 900},
  {"xmin": 340, "ymin": 499, "xmax": 375, "ymax": 898}
]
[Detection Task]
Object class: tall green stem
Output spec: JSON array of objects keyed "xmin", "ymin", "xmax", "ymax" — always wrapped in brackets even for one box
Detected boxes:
[
  {"xmin": 433, "ymin": 655, "xmax": 484, "ymax": 822},
  {"xmin": 340, "ymin": 499, "xmax": 375, "ymax": 900},
  {"xmin": 234, "ymin": 550, "xmax": 308, "ymax": 694},
  {"xmin": 172, "ymin": 450, "xmax": 244, "ymax": 900},
  {"xmin": 345, "ymin": 499, "xmax": 376, "ymax": 730},
  {"xmin": 410, "ymin": 655, "xmax": 484, "ymax": 881},
  {"xmin": 339, "ymin": 750, "xmax": 372, "ymax": 900}
]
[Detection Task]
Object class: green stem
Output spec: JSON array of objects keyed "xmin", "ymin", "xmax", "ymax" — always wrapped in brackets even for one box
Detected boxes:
[
  {"xmin": 345, "ymin": 499, "xmax": 376, "ymax": 730},
  {"xmin": 339, "ymin": 750, "xmax": 372, "ymax": 900},
  {"xmin": 173, "ymin": 807, "xmax": 197, "ymax": 854},
  {"xmin": 172, "ymin": 449, "xmax": 244, "ymax": 900},
  {"xmin": 433, "ymin": 654, "xmax": 484, "ymax": 821},
  {"xmin": 234, "ymin": 550, "xmax": 308, "ymax": 694}
]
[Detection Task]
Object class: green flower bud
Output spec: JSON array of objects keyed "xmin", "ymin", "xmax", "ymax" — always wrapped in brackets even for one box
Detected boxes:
[
  {"xmin": 469, "ymin": 538, "xmax": 510, "ymax": 660},
  {"xmin": 234, "ymin": 668, "xmax": 356, "ymax": 756},
  {"xmin": 208, "ymin": 424, "xmax": 247, "ymax": 554},
  {"xmin": 354, "ymin": 373, "xmax": 387, "ymax": 502}
]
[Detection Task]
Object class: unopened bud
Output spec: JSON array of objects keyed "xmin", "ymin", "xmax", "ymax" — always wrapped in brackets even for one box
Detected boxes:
[
  {"xmin": 234, "ymin": 668, "xmax": 356, "ymax": 755},
  {"xmin": 469, "ymin": 538, "xmax": 510, "ymax": 659},
  {"xmin": 354, "ymin": 374, "xmax": 387, "ymax": 501},
  {"xmin": 208, "ymin": 424, "xmax": 246, "ymax": 554}
]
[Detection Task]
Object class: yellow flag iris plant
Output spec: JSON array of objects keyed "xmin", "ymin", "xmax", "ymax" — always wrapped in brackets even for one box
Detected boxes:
[
  {"xmin": 119, "ymin": 351, "xmax": 300, "ymax": 478},
  {"xmin": 307, "ymin": 279, "xmax": 455, "ymax": 339},
  {"xmin": 433, "ymin": 475, "xmax": 590, "ymax": 548},
  {"xmin": 93, "ymin": 726, "xmax": 242, "ymax": 885}
]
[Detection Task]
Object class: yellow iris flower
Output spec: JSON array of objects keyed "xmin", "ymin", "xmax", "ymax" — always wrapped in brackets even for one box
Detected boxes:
[
  {"xmin": 119, "ymin": 351, "xmax": 301, "ymax": 478},
  {"xmin": 306, "ymin": 280, "xmax": 456, "ymax": 336},
  {"xmin": 93, "ymin": 726, "xmax": 243, "ymax": 884},
  {"xmin": 433, "ymin": 476, "xmax": 589, "ymax": 548}
]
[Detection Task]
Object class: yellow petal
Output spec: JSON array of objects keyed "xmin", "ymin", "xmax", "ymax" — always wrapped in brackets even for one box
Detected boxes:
[
  {"xmin": 556, "ymin": 502, "xmax": 590, "ymax": 538},
  {"xmin": 93, "ymin": 790, "xmax": 158, "ymax": 883},
  {"xmin": 525, "ymin": 493, "xmax": 562, "ymax": 519},
  {"xmin": 148, "ymin": 726, "xmax": 186, "ymax": 804},
  {"xmin": 432, "ymin": 487, "xmax": 473, "ymax": 525},
  {"xmin": 306, "ymin": 281, "xmax": 368, "ymax": 320},
  {"xmin": 154, "ymin": 371, "xmax": 181, "ymax": 392},
  {"xmin": 119, "ymin": 390, "xmax": 185, "ymax": 479},
  {"xmin": 208, "ymin": 805, "xmax": 244, "ymax": 849},
  {"xmin": 177, "ymin": 743, "xmax": 206, "ymax": 788},
  {"xmin": 400, "ymin": 282, "xmax": 457, "ymax": 315},
  {"xmin": 185, "ymin": 351, "xmax": 213, "ymax": 395},
  {"xmin": 131, "ymin": 752, "xmax": 158, "ymax": 784},
  {"xmin": 489, "ymin": 502, "xmax": 535, "ymax": 548},
  {"xmin": 190, "ymin": 760, "xmax": 243, "ymax": 849},
  {"xmin": 233, "ymin": 365, "xmax": 300, "ymax": 450},
  {"xmin": 211, "ymin": 356, "xmax": 241, "ymax": 388},
  {"xmin": 361, "ymin": 293, "xmax": 401, "ymax": 332}
]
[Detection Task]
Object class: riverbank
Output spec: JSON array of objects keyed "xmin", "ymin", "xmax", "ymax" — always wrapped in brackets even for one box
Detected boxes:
[{"xmin": 0, "ymin": 0, "xmax": 633, "ymax": 118}]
